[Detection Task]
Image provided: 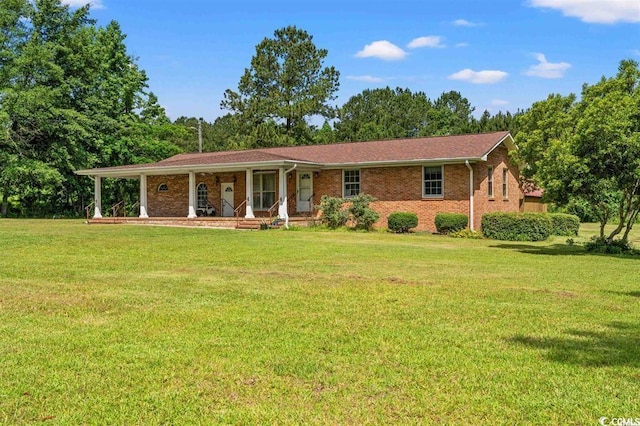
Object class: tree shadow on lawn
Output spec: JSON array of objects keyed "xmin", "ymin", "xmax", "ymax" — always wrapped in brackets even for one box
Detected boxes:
[
  {"xmin": 603, "ymin": 290, "xmax": 640, "ymax": 298},
  {"xmin": 509, "ymin": 322, "xmax": 640, "ymax": 367},
  {"xmin": 489, "ymin": 243, "xmax": 640, "ymax": 259}
]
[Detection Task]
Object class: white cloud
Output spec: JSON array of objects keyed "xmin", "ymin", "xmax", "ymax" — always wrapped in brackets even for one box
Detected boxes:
[
  {"xmin": 62, "ymin": 0, "xmax": 104, "ymax": 9},
  {"xmin": 448, "ymin": 69, "xmax": 509, "ymax": 84},
  {"xmin": 455, "ymin": 42, "xmax": 469, "ymax": 48},
  {"xmin": 524, "ymin": 53, "xmax": 571, "ymax": 78},
  {"xmin": 453, "ymin": 19, "xmax": 482, "ymax": 27},
  {"xmin": 355, "ymin": 40, "xmax": 407, "ymax": 61},
  {"xmin": 492, "ymin": 99, "xmax": 510, "ymax": 106},
  {"xmin": 346, "ymin": 75, "xmax": 387, "ymax": 83},
  {"xmin": 407, "ymin": 36, "xmax": 445, "ymax": 49},
  {"xmin": 529, "ymin": 0, "xmax": 640, "ymax": 24}
]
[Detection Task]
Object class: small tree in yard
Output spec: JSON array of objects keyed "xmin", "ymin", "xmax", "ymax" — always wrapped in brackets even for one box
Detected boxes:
[{"xmin": 515, "ymin": 59, "xmax": 640, "ymax": 247}]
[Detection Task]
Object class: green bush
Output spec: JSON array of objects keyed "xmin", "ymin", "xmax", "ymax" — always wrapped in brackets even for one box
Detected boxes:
[
  {"xmin": 449, "ymin": 229, "xmax": 484, "ymax": 239},
  {"xmin": 347, "ymin": 194, "xmax": 379, "ymax": 231},
  {"xmin": 434, "ymin": 213, "xmax": 468, "ymax": 234},
  {"xmin": 481, "ymin": 212, "xmax": 552, "ymax": 241},
  {"xmin": 584, "ymin": 236, "xmax": 635, "ymax": 254},
  {"xmin": 387, "ymin": 212, "xmax": 419, "ymax": 233},
  {"xmin": 316, "ymin": 195, "xmax": 348, "ymax": 229},
  {"xmin": 550, "ymin": 213, "xmax": 580, "ymax": 236}
]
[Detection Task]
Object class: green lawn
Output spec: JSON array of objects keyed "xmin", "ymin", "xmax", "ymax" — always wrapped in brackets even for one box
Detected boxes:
[{"xmin": 0, "ymin": 220, "xmax": 638, "ymax": 424}]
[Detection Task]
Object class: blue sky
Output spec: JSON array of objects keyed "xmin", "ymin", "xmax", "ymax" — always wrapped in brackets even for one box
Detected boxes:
[{"xmin": 65, "ymin": 0, "xmax": 639, "ymax": 122}]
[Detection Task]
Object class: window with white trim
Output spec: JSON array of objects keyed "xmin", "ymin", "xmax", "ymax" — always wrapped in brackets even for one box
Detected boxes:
[
  {"xmin": 157, "ymin": 183, "xmax": 168, "ymax": 192},
  {"xmin": 423, "ymin": 165, "xmax": 443, "ymax": 197},
  {"xmin": 197, "ymin": 183, "xmax": 208, "ymax": 209},
  {"xmin": 488, "ymin": 166, "xmax": 494, "ymax": 198},
  {"xmin": 252, "ymin": 171, "xmax": 276, "ymax": 210},
  {"xmin": 502, "ymin": 168, "xmax": 508, "ymax": 198},
  {"xmin": 343, "ymin": 169, "xmax": 360, "ymax": 197}
]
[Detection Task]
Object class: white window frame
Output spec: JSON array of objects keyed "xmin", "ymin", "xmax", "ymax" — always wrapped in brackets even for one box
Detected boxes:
[
  {"xmin": 502, "ymin": 168, "xmax": 508, "ymax": 199},
  {"xmin": 197, "ymin": 182, "xmax": 208, "ymax": 209},
  {"xmin": 488, "ymin": 166, "xmax": 494, "ymax": 198},
  {"xmin": 423, "ymin": 165, "xmax": 444, "ymax": 198},
  {"xmin": 252, "ymin": 171, "xmax": 276, "ymax": 211},
  {"xmin": 343, "ymin": 169, "xmax": 361, "ymax": 198},
  {"xmin": 157, "ymin": 183, "xmax": 168, "ymax": 192}
]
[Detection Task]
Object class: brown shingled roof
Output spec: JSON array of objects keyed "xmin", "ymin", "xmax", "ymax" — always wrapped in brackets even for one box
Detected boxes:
[
  {"xmin": 76, "ymin": 131, "xmax": 514, "ymax": 176},
  {"xmin": 265, "ymin": 131, "xmax": 512, "ymax": 164}
]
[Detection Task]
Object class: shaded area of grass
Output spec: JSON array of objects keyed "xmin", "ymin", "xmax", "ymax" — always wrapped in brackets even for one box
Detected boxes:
[
  {"xmin": 489, "ymin": 243, "xmax": 588, "ymax": 256},
  {"xmin": 0, "ymin": 220, "xmax": 639, "ymax": 424},
  {"xmin": 510, "ymin": 322, "xmax": 640, "ymax": 367}
]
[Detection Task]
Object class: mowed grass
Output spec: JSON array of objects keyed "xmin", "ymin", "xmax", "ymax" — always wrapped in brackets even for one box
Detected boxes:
[{"xmin": 0, "ymin": 220, "xmax": 638, "ymax": 424}]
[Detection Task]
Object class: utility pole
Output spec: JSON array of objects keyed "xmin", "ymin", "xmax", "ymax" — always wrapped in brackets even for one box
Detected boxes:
[{"xmin": 198, "ymin": 118, "xmax": 203, "ymax": 153}]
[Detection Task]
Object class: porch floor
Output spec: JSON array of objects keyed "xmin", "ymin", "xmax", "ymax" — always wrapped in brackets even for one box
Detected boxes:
[{"xmin": 87, "ymin": 215, "xmax": 317, "ymax": 230}]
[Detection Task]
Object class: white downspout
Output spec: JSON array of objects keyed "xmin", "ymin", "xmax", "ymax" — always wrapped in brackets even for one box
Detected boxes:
[
  {"xmin": 283, "ymin": 164, "xmax": 297, "ymax": 229},
  {"xmin": 465, "ymin": 160, "xmax": 474, "ymax": 231}
]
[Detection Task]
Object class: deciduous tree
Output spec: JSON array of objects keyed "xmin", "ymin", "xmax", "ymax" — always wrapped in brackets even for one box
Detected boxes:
[{"xmin": 515, "ymin": 59, "xmax": 640, "ymax": 244}]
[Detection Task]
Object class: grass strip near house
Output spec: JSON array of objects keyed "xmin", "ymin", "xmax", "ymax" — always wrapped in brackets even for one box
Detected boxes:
[{"xmin": 0, "ymin": 220, "xmax": 638, "ymax": 424}]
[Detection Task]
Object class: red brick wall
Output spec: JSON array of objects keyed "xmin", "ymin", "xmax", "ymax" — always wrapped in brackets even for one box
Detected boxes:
[
  {"xmin": 147, "ymin": 175, "xmax": 188, "ymax": 217},
  {"xmin": 311, "ymin": 165, "xmax": 469, "ymax": 232},
  {"xmin": 311, "ymin": 144, "xmax": 520, "ymax": 232},
  {"xmin": 471, "ymin": 145, "xmax": 521, "ymax": 229},
  {"xmin": 147, "ymin": 172, "xmax": 247, "ymax": 217}
]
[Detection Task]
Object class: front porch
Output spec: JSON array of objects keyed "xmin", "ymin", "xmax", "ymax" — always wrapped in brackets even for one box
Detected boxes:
[{"xmin": 80, "ymin": 162, "xmax": 323, "ymax": 229}]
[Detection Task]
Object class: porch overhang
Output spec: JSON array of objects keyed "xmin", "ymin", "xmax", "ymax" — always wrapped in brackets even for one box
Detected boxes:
[{"xmin": 75, "ymin": 159, "xmax": 321, "ymax": 178}]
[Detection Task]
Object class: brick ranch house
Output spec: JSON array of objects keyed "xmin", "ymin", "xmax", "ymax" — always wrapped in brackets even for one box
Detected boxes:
[{"xmin": 75, "ymin": 131, "xmax": 522, "ymax": 231}]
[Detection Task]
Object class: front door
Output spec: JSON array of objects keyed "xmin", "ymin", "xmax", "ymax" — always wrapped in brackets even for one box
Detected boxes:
[
  {"xmin": 221, "ymin": 183, "xmax": 234, "ymax": 217},
  {"xmin": 297, "ymin": 172, "xmax": 313, "ymax": 212}
]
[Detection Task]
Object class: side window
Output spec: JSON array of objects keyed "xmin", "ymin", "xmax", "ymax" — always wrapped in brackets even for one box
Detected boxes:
[
  {"xmin": 343, "ymin": 170, "xmax": 360, "ymax": 198},
  {"xmin": 423, "ymin": 165, "xmax": 443, "ymax": 197},
  {"xmin": 502, "ymin": 168, "xmax": 508, "ymax": 198},
  {"xmin": 488, "ymin": 166, "xmax": 494, "ymax": 198}
]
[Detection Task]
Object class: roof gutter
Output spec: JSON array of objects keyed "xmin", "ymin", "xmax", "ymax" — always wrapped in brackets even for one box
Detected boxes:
[{"xmin": 465, "ymin": 160, "xmax": 474, "ymax": 231}]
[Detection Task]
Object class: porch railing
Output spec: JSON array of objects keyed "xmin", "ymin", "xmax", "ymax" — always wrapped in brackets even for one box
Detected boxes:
[
  {"xmin": 110, "ymin": 200, "xmax": 126, "ymax": 218},
  {"xmin": 222, "ymin": 198, "xmax": 235, "ymax": 217},
  {"xmin": 287, "ymin": 191, "xmax": 296, "ymax": 216},
  {"xmin": 207, "ymin": 198, "xmax": 220, "ymax": 216},
  {"xmin": 267, "ymin": 199, "xmax": 279, "ymax": 223},
  {"xmin": 197, "ymin": 198, "xmax": 219, "ymax": 217},
  {"xmin": 84, "ymin": 201, "xmax": 95, "ymax": 221},
  {"xmin": 129, "ymin": 201, "xmax": 140, "ymax": 217},
  {"xmin": 305, "ymin": 193, "xmax": 315, "ymax": 219},
  {"xmin": 233, "ymin": 199, "xmax": 247, "ymax": 227}
]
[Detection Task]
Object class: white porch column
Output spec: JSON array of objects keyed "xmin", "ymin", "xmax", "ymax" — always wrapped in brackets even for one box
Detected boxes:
[
  {"xmin": 188, "ymin": 172, "xmax": 197, "ymax": 218},
  {"xmin": 93, "ymin": 176, "xmax": 102, "ymax": 218},
  {"xmin": 465, "ymin": 161, "xmax": 474, "ymax": 231},
  {"xmin": 139, "ymin": 174, "xmax": 149, "ymax": 218},
  {"xmin": 244, "ymin": 169, "xmax": 255, "ymax": 218},
  {"xmin": 278, "ymin": 167, "xmax": 288, "ymax": 218}
]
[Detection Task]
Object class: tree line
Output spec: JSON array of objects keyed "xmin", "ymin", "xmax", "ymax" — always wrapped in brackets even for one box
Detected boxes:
[{"xmin": 1, "ymin": 3, "xmax": 637, "ymax": 242}]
